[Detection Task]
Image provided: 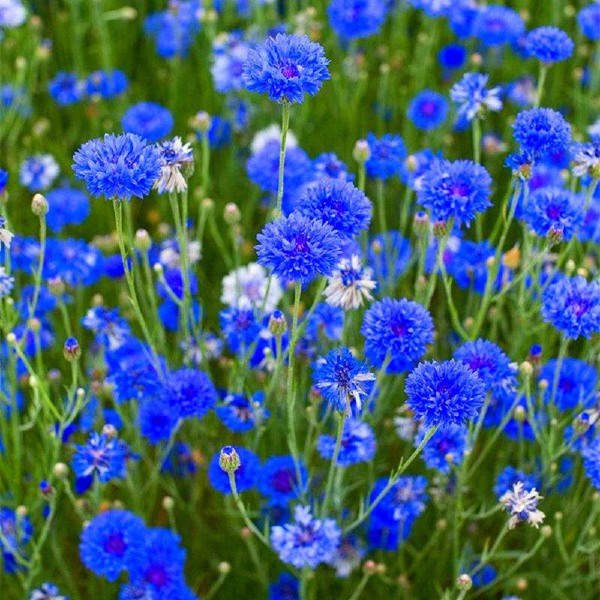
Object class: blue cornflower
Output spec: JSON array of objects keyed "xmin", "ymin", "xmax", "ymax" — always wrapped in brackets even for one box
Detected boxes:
[
  {"xmin": 540, "ymin": 358, "xmax": 598, "ymax": 411},
  {"xmin": 215, "ymin": 390, "xmax": 270, "ymax": 433},
  {"xmin": 165, "ymin": 368, "xmax": 216, "ymax": 420},
  {"xmin": 122, "ymin": 101, "xmax": 174, "ymax": 143},
  {"xmin": 43, "ymin": 238, "xmax": 104, "ymax": 287},
  {"xmin": 524, "ymin": 26, "xmax": 574, "ymax": 64},
  {"xmin": 571, "ymin": 141, "xmax": 600, "ymax": 178},
  {"xmin": 139, "ymin": 395, "xmax": 178, "ymax": 444},
  {"xmin": 313, "ymin": 152, "xmax": 354, "ymax": 182},
  {"xmin": 417, "ymin": 159, "xmax": 492, "ymax": 228},
  {"xmin": 144, "ymin": 1, "xmax": 202, "ymax": 58},
  {"xmin": 211, "ymin": 31, "xmax": 250, "ymax": 94},
  {"xmin": 399, "ymin": 149, "xmax": 439, "ymax": 191},
  {"xmin": 296, "ymin": 180, "xmax": 371, "ymax": 239},
  {"xmin": 219, "ymin": 305, "xmax": 261, "ymax": 354},
  {"xmin": 407, "ymin": 90, "xmax": 449, "ymax": 131},
  {"xmin": 82, "ymin": 306, "xmax": 130, "ymax": 350},
  {"xmin": 208, "ymin": 446, "xmax": 259, "ymax": 494},
  {"xmin": 312, "ymin": 347, "xmax": 375, "ymax": 414},
  {"xmin": 500, "ymin": 481, "xmax": 545, "ymax": 528},
  {"xmin": 271, "ymin": 505, "xmax": 341, "ymax": 569},
  {"xmin": 362, "ymin": 298, "xmax": 434, "ymax": 373},
  {"xmin": 0, "ymin": 169, "xmax": 7, "ymax": 195},
  {"xmin": 256, "ymin": 212, "xmax": 342, "ymax": 285},
  {"xmin": 86, "ymin": 69, "xmax": 129, "ymax": 99},
  {"xmin": 512, "ymin": 108, "xmax": 572, "ymax": 161},
  {"xmin": 578, "ymin": 4, "xmax": 600, "ymax": 41},
  {"xmin": 73, "ymin": 133, "xmax": 162, "ymax": 200},
  {"xmin": 269, "ymin": 573, "xmax": 299, "ymax": 600},
  {"xmin": 128, "ymin": 528, "xmax": 192, "ymax": 598},
  {"xmin": 0, "ymin": 83, "xmax": 31, "ymax": 118},
  {"xmin": 317, "ymin": 417, "xmax": 376, "ymax": 466},
  {"xmin": 541, "ymin": 275, "xmax": 600, "ymax": 339},
  {"xmin": 20, "ymin": 154, "xmax": 60, "ymax": 191},
  {"xmin": 327, "ymin": 0, "xmax": 388, "ymax": 40},
  {"xmin": 246, "ymin": 139, "xmax": 313, "ymax": 211},
  {"xmin": 450, "ymin": 73, "xmax": 502, "ymax": 123},
  {"xmin": 405, "ymin": 360, "xmax": 486, "ymax": 428},
  {"xmin": 438, "ymin": 44, "xmax": 467, "ymax": 71},
  {"xmin": 367, "ymin": 231, "xmax": 412, "ymax": 285},
  {"xmin": 582, "ymin": 436, "xmax": 600, "ymax": 491},
  {"xmin": 29, "ymin": 582, "xmax": 68, "ymax": 599},
  {"xmin": 0, "ymin": 267, "xmax": 14, "ymax": 298},
  {"xmin": 494, "ymin": 466, "xmax": 541, "ymax": 499},
  {"xmin": 45, "ymin": 187, "xmax": 90, "ymax": 233},
  {"xmin": 0, "ymin": 506, "xmax": 33, "ymax": 574},
  {"xmin": 161, "ymin": 442, "xmax": 197, "ymax": 478},
  {"xmin": 415, "ymin": 422, "xmax": 469, "ymax": 474},
  {"xmin": 471, "ymin": 5, "xmax": 525, "ymax": 47},
  {"xmin": 48, "ymin": 72, "xmax": 85, "ymax": 105},
  {"xmin": 296, "ymin": 303, "xmax": 345, "ymax": 358},
  {"xmin": 505, "ymin": 76, "xmax": 537, "ymax": 108},
  {"xmin": 257, "ymin": 455, "xmax": 308, "ymax": 506},
  {"xmin": 365, "ymin": 133, "xmax": 407, "ymax": 180},
  {"xmin": 582, "ymin": 194, "xmax": 600, "ymax": 244},
  {"xmin": 523, "ymin": 187, "xmax": 584, "ymax": 242},
  {"xmin": 79, "ymin": 509, "xmax": 145, "ymax": 582},
  {"xmin": 157, "ymin": 267, "xmax": 198, "ymax": 301},
  {"xmin": 370, "ymin": 475, "xmax": 428, "ymax": 525},
  {"xmin": 243, "ymin": 33, "xmax": 330, "ymax": 104},
  {"xmin": 72, "ymin": 432, "xmax": 130, "ymax": 492}
]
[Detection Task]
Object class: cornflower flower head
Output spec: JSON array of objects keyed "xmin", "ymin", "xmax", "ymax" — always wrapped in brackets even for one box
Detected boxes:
[
  {"xmin": 370, "ymin": 475, "xmax": 428, "ymax": 525},
  {"xmin": 327, "ymin": 0, "xmax": 389, "ymax": 40},
  {"xmin": 365, "ymin": 132, "xmax": 407, "ymax": 180},
  {"xmin": 121, "ymin": 101, "xmax": 174, "ymax": 143},
  {"xmin": 257, "ymin": 455, "xmax": 308, "ymax": 507},
  {"xmin": 324, "ymin": 255, "xmax": 376, "ymax": 310},
  {"xmin": 219, "ymin": 305, "xmax": 261, "ymax": 354},
  {"xmin": 29, "ymin": 582, "xmax": 68, "ymax": 599},
  {"xmin": 417, "ymin": 159, "xmax": 492, "ymax": 227},
  {"xmin": 215, "ymin": 390, "xmax": 270, "ymax": 433},
  {"xmin": 165, "ymin": 368, "xmax": 217, "ymax": 420},
  {"xmin": 541, "ymin": 358, "xmax": 598, "ymax": 412},
  {"xmin": 471, "ymin": 5, "xmax": 525, "ymax": 47},
  {"xmin": 578, "ymin": 4, "xmax": 600, "ymax": 41},
  {"xmin": 523, "ymin": 187, "xmax": 584, "ymax": 243},
  {"xmin": 243, "ymin": 33, "xmax": 330, "ymax": 104},
  {"xmin": 405, "ymin": 360, "xmax": 486, "ymax": 429},
  {"xmin": 79, "ymin": 509, "xmax": 145, "ymax": 582},
  {"xmin": 296, "ymin": 179, "xmax": 372, "ymax": 239},
  {"xmin": 494, "ymin": 466, "xmax": 541, "ymax": 500},
  {"xmin": 0, "ymin": 506, "xmax": 33, "ymax": 574},
  {"xmin": 570, "ymin": 141, "xmax": 600, "ymax": 178},
  {"xmin": 154, "ymin": 136, "xmax": 194, "ymax": 194},
  {"xmin": 362, "ymin": 298, "xmax": 434, "ymax": 373},
  {"xmin": 144, "ymin": 1, "xmax": 202, "ymax": 58},
  {"xmin": 512, "ymin": 108, "xmax": 572, "ymax": 162},
  {"xmin": 221, "ymin": 262, "xmax": 283, "ymax": 312},
  {"xmin": 541, "ymin": 275, "xmax": 600, "ymax": 339},
  {"xmin": 0, "ymin": 266, "xmax": 14, "ymax": 298},
  {"xmin": 269, "ymin": 573, "xmax": 299, "ymax": 600},
  {"xmin": 317, "ymin": 417, "xmax": 377, "ymax": 466},
  {"xmin": 313, "ymin": 152, "xmax": 354, "ymax": 182},
  {"xmin": 19, "ymin": 154, "xmax": 60, "ymax": 192},
  {"xmin": 500, "ymin": 481, "xmax": 545, "ymax": 529},
  {"xmin": 72, "ymin": 432, "xmax": 130, "ymax": 491},
  {"xmin": 73, "ymin": 133, "xmax": 162, "ymax": 200},
  {"xmin": 450, "ymin": 73, "xmax": 502, "ymax": 123},
  {"xmin": 415, "ymin": 422, "xmax": 469, "ymax": 474},
  {"xmin": 211, "ymin": 31, "xmax": 250, "ymax": 94},
  {"xmin": 270, "ymin": 505, "xmax": 341, "ymax": 569},
  {"xmin": 256, "ymin": 212, "xmax": 343, "ymax": 285},
  {"xmin": 312, "ymin": 347, "xmax": 375, "ymax": 414},
  {"xmin": 45, "ymin": 187, "xmax": 90, "ymax": 233},
  {"xmin": 407, "ymin": 90, "xmax": 449, "ymax": 131},
  {"xmin": 582, "ymin": 436, "xmax": 600, "ymax": 491},
  {"xmin": 48, "ymin": 71, "xmax": 85, "ymax": 106},
  {"xmin": 86, "ymin": 69, "xmax": 129, "ymax": 99},
  {"xmin": 524, "ymin": 26, "xmax": 574, "ymax": 64},
  {"xmin": 82, "ymin": 306, "xmax": 131, "ymax": 350}
]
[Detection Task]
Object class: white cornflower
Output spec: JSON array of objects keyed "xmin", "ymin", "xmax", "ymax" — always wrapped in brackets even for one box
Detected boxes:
[
  {"xmin": 324, "ymin": 255, "xmax": 376, "ymax": 310},
  {"xmin": 221, "ymin": 263, "xmax": 282, "ymax": 312},
  {"xmin": 159, "ymin": 238, "xmax": 201, "ymax": 269},
  {"xmin": 155, "ymin": 137, "xmax": 194, "ymax": 194},
  {"xmin": 500, "ymin": 481, "xmax": 545, "ymax": 529},
  {"xmin": 250, "ymin": 124, "xmax": 297, "ymax": 154}
]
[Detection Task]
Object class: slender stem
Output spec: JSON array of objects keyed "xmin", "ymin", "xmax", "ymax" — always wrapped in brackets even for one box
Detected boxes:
[
  {"xmin": 276, "ymin": 101, "xmax": 291, "ymax": 214},
  {"xmin": 535, "ymin": 63, "xmax": 548, "ymax": 108},
  {"xmin": 321, "ymin": 411, "xmax": 346, "ymax": 517},
  {"xmin": 227, "ymin": 472, "xmax": 270, "ymax": 548}
]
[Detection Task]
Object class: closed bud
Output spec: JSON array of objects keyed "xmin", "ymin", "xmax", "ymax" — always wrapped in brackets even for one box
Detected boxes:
[
  {"xmin": 513, "ymin": 405, "xmax": 527, "ymax": 423},
  {"xmin": 102, "ymin": 424, "xmax": 118, "ymax": 439},
  {"xmin": 63, "ymin": 337, "xmax": 81, "ymax": 362},
  {"xmin": 363, "ymin": 560, "xmax": 377, "ymax": 575},
  {"xmin": 546, "ymin": 224, "xmax": 564, "ymax": 246},
  {"xmin": 413, "ymin": 211, "xmax": 430, "ymax": 237},
  {"xmin": 268, "ymin": 310, "xmax": 287, "ymax": 336},
  {"xmin": 218, "ymin": 561, "xmax": 231, "ymax": 574},
  {"xmin": 48, "ymin": 276, "xmax": 66, "ymax": 296},
  {"xmin": 191, "ymin": 110, "xmax": 211, "ymax": 133},
  {"xmin": 223, "ymin": 202, "xmax": 241, "ymax": 225},
  {"xmin": 134, "ymin": 229, "xmax": 152, "ymax": 252},
  {"xmin": 432, "ymin": 220, "xmax": 449, "ymax": 238},
  {"xmin": 456, "ymin": 574, "xmax": 472, "ymax": 591},
  {"xmin": 541, "ymin": 525, "xmax": 552, "ymax": 538},
  {"xmin": 519, "ymin": 361, "xmax": 533, "ymax": 377},
  {"xmin": 28, "ymin": 317, "xmax": 41, "ymax": 333},
  {"xmin": 353, "ymin": 139, "xmax": 371, "ymax": 163},
  {"xmin": 53, "ymin": 462, "xmax": 69, "ymax": 478},
  {"xmin": 162, "ymin": 496, "xmax": 174, "ymax": 511},
  {"xmin": 219, "ymin": 446, "xmax": 240, "ymax": 474},
  {"xmin": 31, "ymin": 193, "xmax": 49, "ymax": 216}
]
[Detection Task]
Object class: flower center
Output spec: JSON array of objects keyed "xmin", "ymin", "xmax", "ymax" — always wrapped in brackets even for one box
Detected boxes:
[
  {"xmin": 281, "ymin": 64, "xmax": 300, "ymax": 79},
  {"xmin": 104, "ymin": 533, "xmax": 126, "ymax": 556}
]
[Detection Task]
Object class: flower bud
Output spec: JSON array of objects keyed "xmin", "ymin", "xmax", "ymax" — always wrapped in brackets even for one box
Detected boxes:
[
  {"xmin": 268, "ymin": 310, "xmax": 287, "ymax": 336},
  {"xmin": 53, "ymin": 462, "xmax": 69, "ymax": 478},
  {"xmin": 546, "ymin": 224, "xmax": 564, "ymax": 246},
  {"xmin": 432, "ymin": 220, "xmax": 449, "ymax": 238},
  {"xmin": 413, "ymin": 211, "xmax": 430, "ymax": 237},
  {"xmin": 223, "ymin": 202, "xmax": 241, "ymax": 225},
  {"xmin": 456, "ymin": 574, "xmax": 472, "ymax": 591},
  {"xmin": 31, "ymin": 193, "xmax": 48, "ymax": 216},
  {"xmin": 353, "ymin": 139, "xmax": 371, "ymax": 163},
  {"xmin": 218, "ymin": 561, "xmax": 231, "ymax": 574},
  {"xmin": 48, "ymin": 276, "xmax": 66, "ymax": 296},
  {"xmin": 63, "ymin": 337, "xmax": 81, "ymax": 362},
  {"xmin": 219, "ymin": 446, "xmax": 240, "ymax": 474},
  {"xmin": 102, "ymin": 424, "xmax": 118, "ymax": 439},
  {"xmin": 191, "ymin": 111, "xmax": 211, "ymax": 133},
  {"xmin": 162, "ymin": 496, "xmax": 175, "ymax": 511},
  {"xmin": 134, "ymin": 229, "xmax": 152, "ymax": 252}
]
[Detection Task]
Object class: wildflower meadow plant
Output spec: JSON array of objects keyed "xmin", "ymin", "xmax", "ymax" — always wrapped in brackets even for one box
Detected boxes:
[{"xmin": 2, "ymin": 2, "xmax": 600, "ymax": 599}]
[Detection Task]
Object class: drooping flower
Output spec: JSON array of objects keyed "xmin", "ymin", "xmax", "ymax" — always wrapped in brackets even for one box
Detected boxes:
[
  {"xmin": 243, "ymin": 33, "xmax": 330, "ymax": 104},
  {"xmin": 270, "ymin": 505, "xmax": 341, "ymax": 569},
  {"xmin": 500, "ymin": 481, "xmax": 545, "ymax": 529},
  {"xmin": 405, "ymin": 360, "xmax": 486, "ymax": 428},
  {"xmin": 73, "ymin": 133, "xmax": 162, "ymax": 200}
]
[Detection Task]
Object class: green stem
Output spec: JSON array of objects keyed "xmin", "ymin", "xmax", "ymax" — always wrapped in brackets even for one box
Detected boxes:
[
  {"xmin": 276, "ymin": 101, "xmax": 291, "ymax": 214},
  {"xmin": 321, "ymin": 411, "xmax": 347, "ymax": 517}
]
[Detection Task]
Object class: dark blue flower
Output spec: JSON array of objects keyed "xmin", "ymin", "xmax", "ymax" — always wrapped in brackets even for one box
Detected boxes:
[
  {"xmin": 79, "ymin": 509, "xmax": 145, "ymax": 582},
  {"xmin": 45, "ymin": 187, "xmax": 90, "ymax": 233},
  {"xmin": 327, "ymin": 0, "xmax": 388, "ymax": 40},
  {"xmin": 220, "ymin": 305, "xmax": 261, "ymax": 355},
  {"xmin": 73, "ymin": 133, "xmax": 162, "ymax": 200},
  {"xmin": 215, "ymin": 390, "xmax": 270, "ymax": 433},
  {"xmin": 417, "ymin": 159, "xmax": 492, "ymax": 228},
  {"xmin": 365, "ymin": 133, "xmax": 407, "ymax": 180},
  {"xmin": 139, "ymin": 395, "xmax": 178, "ymax": 444},
  {"xmin": 48, "ymin": 72, "xmax": 85, "ymax": 105},
  {"xmin": 524, "ymin": 26, "xmax": 574, "ymax": 64},
  {"xmin": 297, "ymin": 179, "xmax": 371, "ymax": 239},
  {"xmin": 43, "ymin": 238, "xmax": 104, "ymax": 287},
  {"xmin": 407, "ymin": 90, "xmax": 449, "ymax": 131},
  {"xmin": 317, "ymin": 418, "xmax": 376, "ymax": 466},
  {"xmin": 540, "ymin": 358, "xmax": 597, "ymax": 411},
  {"xmin": 541, "ymin": 275, "xmax": 600, "ymax": 339},
  {"xmin": 578, "ymin": 4, "xmax": 600, "ymax": 41},
  {"xmin": 471, "ymin": 5, "xmax": 525, "ymax": 47},
  {"xmin": 369, "ymin": 475, "xmax": 428, "ymax": 526},
  {"xmin": 405, "ymin": 360, "xmax": 486, "ymax": 428},
  {"xmin": 257, "ymin": 455, "xmax": 307, "ymax": 506},
  {"xmin": 362, "ymin": 298, "xmax": 434, "ymax": 373},
  {"xmin": 122, "ymin": 102, "xmax": 174, "ymax": 143},
  {"xmin": 208, "ymin": 446, "xmax": 259, "ymax": 494},
  {"xmin": 512, "ymin": 108, "xmax": 572, "ymax": 161},
  {"xmin": 87, "ymin": 69, "xmax": 129, "ymax": 99},
  {"xmin": 243, "ymin": 33, "xmax": 330, "ymax": 104},
  {"xmin": 438, "ymin": 44, "xmax": 467, "ymax": 70},
  {"xmin": 256, "ymin": 212, "xmax": 343, "ymax": 285},
  {"xmin": 166, "ymin": 368, "xmax": 217, "ymax": 420},
  {"xmin": 415, "ymin": 422, "xmax": 469, "ymax": 474},
  {"xmin": 269, "ymin": 573, "xmax": 299, "ymax": 600}
]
